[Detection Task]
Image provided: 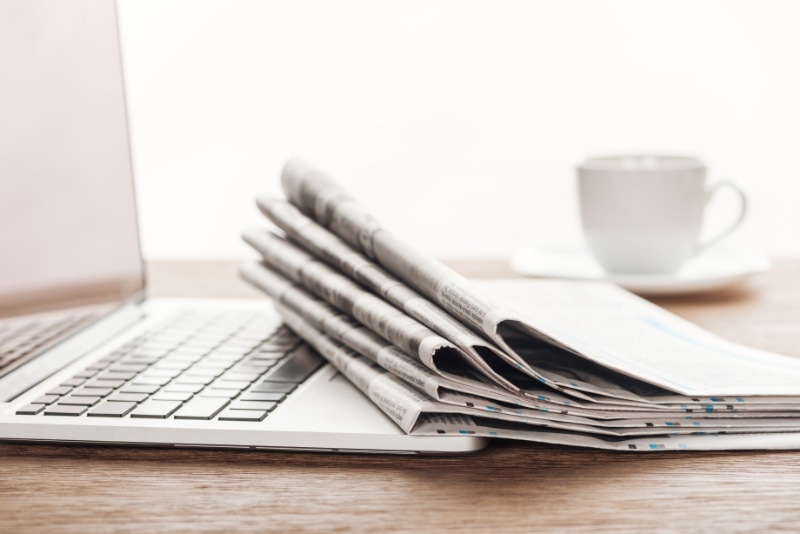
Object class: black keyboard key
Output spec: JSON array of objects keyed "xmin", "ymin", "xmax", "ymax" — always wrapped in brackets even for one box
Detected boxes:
[
  {"xmin": 251, "ymin": 381, "xmax": 296, "ymax": 394},
  {"xmin": 16, "ymin": 404, "xmax": 45, "ymax": 415},
  {"xmin": 44, "ymin": 405, "xmax": 86, "ymax": 416},
  {"xmin": 262, "ymin": 349, "xmax": 323, "ymax": 383},
  {"xmin": 32, "ymin": 394, "xmax": 59, "ymax": 405},
  {"xmin": 173, "ymin": 398, "xmax": 229, "ymax": 420},
  {"xmin": 241, "ymin": 392, "xmax": 285, "ymax": 402},
  {"xmin": 130, "ymin": 400, "xmax": 182, "ymax": 419},
  {"xmin": 218, "ymin": 408, "xmax": 267, "ymax": 422},
  {"xmin": 229, "ymin": 400, "xmax": 277, "ymax": 412},
  {"xmin": 88, "ymin": 401, "xmax": 136, "ymax": 417},
  {"xmin": 107, "ymin": 392, "xmax": 148, "ymax": 403}
]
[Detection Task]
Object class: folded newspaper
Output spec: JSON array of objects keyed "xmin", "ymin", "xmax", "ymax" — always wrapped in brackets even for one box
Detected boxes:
[{"xmin": 240, "ymin": 159, "xmax": 800, "ymax": 452}]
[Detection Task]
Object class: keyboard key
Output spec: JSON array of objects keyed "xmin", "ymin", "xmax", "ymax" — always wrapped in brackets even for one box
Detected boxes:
[
  {"xmin": 132, "ymin": 348, "xmax": 170, "ymax": 358},
  {"xmin": 152, "ymin": 361, "xmax": 192, "ymax": 371},
  {"xmin": 207, "ymin": 380, "xmax": 250, "ymax": 391},
  {"xmin": 119, "ymin": 384, "xmax": 160, "ymax": 394},
  {"xmin": 208, "ymin": 348, "xmax": 250, "ymax": 358},
  {"xmin": 97, "ymin": 371, "xmax": 137, "ymax": 381},
  {"xmin": 109, "ymin": 363, "xmax": 149, "ymax": 373},
  {"xmin": 16, "ymin": 404, "xmax": 45, "ymax": 415},
  {"xmin": 44, "ymin": 405, "xmax": 87, "ymax": 416},
  {"xmin": 173, "ymin": 398, "xmax": 230, "ymax": 420},
  {"xmin": 152, "ymin": 391, "xmax": 194, "ymax": 402},
  {"xmin": 86, "ymin": 379, "xmax": 125, "ymax": 389},
  {"xmin": 173, "ymin": 375, "xmax": 215, "ymax": 386},
  {"xmin": 251, "ymin": 381, "xmax": 296, "ymax": 394},
  {"xmin": 198, "ymin": 389, "xmax": 239, "ymax": 399},
  {"xmin": 60, "ymin": 378, "xmax": 86, "ymax": 387},
  {"xmin": 107, "ymin": 392, "xmax": 148, "ymax": 403},
  {"xmin": 73, "ymin": 387, "xmax": 113, "ymax": 397},
  {"xmin": 262, "ymin": 349, "xmax": 323, "ymax": 383},
  {"xmin": 171, "ymin": 347, "xmax": 210, "ymax": 356},
  {"xmin": 193, "ymin": 366, "xmax": 234, "ymax": 377},
  {"xmin": 139, "ymin": 368, "xmax": 183, "ymax": 379},
  {"xmin": 47, "ymin": 386, "xmax": 72, "ymax": 396},
  {"xmin": 261, "ymin": 341, "xmax": 298, "ymax": 351},
  {"xmin": 219, "ymin": 372, "xmax": 261, "ymax": 383},
  {"xmin": 229, "ymin": 401, "xmax": 277, "ymax": 412},
  {"xmin": 218, "ymin": 408, "xmax": 267, "ymax": 422},
  {"xmin": 32, "ymin": 394, "xmax": 59, "ymax": 405},
  {"xmin": 163, "ymin": 353, "xmax": 203, "ymax": 363},
  {"xmin": 236, "ymin": 360, "xmax": 280, "ymax": 375},
  {"xmin": 130, "ymin": 400, "xmax": 182, "ymax": 419},
  {"xmin": 241, "ymin": 392, "xmax": 286, "ymax": 402},
  {"xmin": 88, "ymin": 401, "xmax": 136, "ymax": 417},
  {"xmin": 58, "ymin": 396, "xmax": 101, "ymax": 406},
  {"xmin": 183, "ymin": 368, "xmax": 224, "ymax": 378},
  {"xmin": 163, "ymin": 383, "xmax": 204, "ymax": 394},
  {"xmin": 125, "ymin": 355, "xmax": 162, "ymax": 365},
  {"xmin": 250, "ymin": 352, "xmax": 286, "ymax": 360},
  {"xmin": 131, "ymin": 376, "xmax": 171, "ymax": 386},
  {"xmin": 73, "ymin": 369, "xmax": 98, "ymax": 379}
]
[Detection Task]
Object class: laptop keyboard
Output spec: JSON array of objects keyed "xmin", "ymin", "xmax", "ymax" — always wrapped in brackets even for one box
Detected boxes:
[
  {"xmin": 15, "ymin": 310, "xmax": 324, "ymax": 422},
  {"xmin": 0, "ymin": 310, "xmax": 99, "ymax": 375}
]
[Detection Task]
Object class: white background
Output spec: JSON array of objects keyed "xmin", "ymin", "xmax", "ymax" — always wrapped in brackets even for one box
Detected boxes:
[{"xmin": 118, "ymin": 0, "xmax": 800, "ymax": 261}]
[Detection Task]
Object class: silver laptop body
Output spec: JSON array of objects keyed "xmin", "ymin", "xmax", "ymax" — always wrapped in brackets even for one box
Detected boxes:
[{"xmin": 0, "ymin": 0, "xmax": 486, "ymax": 455}]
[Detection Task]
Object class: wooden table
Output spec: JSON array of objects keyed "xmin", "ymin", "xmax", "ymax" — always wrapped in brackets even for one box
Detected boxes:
[{"xmin": 2, "ymin": 260, "xmax": 800, "ymax": 532}]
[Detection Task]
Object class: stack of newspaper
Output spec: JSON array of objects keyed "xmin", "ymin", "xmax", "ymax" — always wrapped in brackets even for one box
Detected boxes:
[{"xmin": 241, "ymin": 159, "xmax": 800, "ymax": 452}]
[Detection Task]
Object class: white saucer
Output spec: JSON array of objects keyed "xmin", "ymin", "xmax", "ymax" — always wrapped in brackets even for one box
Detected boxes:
[{"xmin": 509, "ymin": 244, "xmax": 771, "ymax": 297}]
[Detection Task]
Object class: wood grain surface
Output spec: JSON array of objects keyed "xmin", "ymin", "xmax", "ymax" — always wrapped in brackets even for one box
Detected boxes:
[{"xmin": 2, "ymin": 260, "xmax": 800, "ymax": 533}]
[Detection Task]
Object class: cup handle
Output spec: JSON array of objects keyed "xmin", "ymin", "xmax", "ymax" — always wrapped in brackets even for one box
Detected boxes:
[{"xmin": 696, "ymin": 180, "xmax": 748, "ymax": 253}]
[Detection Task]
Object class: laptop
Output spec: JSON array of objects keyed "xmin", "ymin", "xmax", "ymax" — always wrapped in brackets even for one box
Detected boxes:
[{"xmin": 0, "ymin": 0, "xmax": 486, "ymax": 455}]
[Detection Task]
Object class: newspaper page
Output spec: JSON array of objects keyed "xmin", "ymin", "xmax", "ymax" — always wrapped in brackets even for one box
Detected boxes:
[{"xmin": 280, "ymin": 159, "xmax": 800, "ymax": 397}]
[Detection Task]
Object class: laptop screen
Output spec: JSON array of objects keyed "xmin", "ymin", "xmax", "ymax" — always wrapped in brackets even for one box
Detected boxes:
[{"xmin": 0, "ymin": 0, "xmax": 145, "ymax": 317}]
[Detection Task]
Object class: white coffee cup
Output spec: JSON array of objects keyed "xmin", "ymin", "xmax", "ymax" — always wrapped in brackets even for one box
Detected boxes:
[{"xmin": 577, "ymin": 154, "xmax": 747, "ymax": 274}]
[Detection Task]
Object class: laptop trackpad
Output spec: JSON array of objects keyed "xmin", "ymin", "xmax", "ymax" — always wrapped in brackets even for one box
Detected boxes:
[{"xmin": 265, "ymin": 366, "xmax": 406, "ymax": 435}]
